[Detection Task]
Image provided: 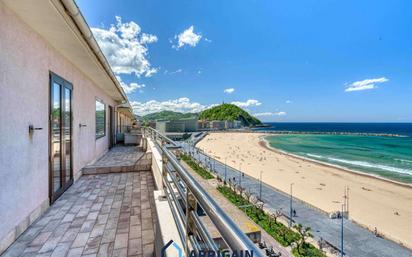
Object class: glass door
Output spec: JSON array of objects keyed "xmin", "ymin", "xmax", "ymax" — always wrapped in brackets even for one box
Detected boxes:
[{"xmin": 50, "ymin": 73, "xmax": 73, "ymax": 203}]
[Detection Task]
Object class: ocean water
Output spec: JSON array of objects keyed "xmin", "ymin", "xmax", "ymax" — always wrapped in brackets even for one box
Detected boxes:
[{"xmin": 258, "ymin": 123, "xmax": 412, "ymax": 184}]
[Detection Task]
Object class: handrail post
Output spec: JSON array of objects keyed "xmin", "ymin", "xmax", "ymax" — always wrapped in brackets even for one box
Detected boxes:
[
  {"xmin": 161, "ymin": 142, "xmax": 168, "ymax": 197},
  {"xmin": 185, "ymin": 191, "xmax": 196, "ymax": 255}
]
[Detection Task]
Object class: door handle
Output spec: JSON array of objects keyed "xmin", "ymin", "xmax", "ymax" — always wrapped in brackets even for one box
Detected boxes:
[{"xmin": 29, "ymin": 125, "xmax": 43, "ymax": 133}]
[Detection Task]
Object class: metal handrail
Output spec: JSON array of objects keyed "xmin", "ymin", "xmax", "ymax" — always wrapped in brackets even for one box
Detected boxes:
[
  {"xmin": 143, "ymin": 128, "xmax": 263, "ymax": 256},
  {"xmin": 143, "ymin": 126, "xmax": 177, "ymax": 146}
]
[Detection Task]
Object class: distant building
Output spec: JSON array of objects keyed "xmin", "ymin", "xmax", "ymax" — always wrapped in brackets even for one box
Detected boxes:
[
  {"xmin": 210, "ymin": 121, "xmax": 226, "ymax": 130},
  {"xmin": 156, "ymin": 119, "xmax": 198, "ymax": 134},
  {"xmin": 148, "ymin": 121, "xmax": 157, "ymax": 129},
  {"xmin": 225, "ymin": 120, "xmax": 242, "ymax": 129},
  {"xmin": 198, "ymin": 120, "xmax": 243, "ymax": 130},
  {"xmin": 197, "ymin": 120, "xmax": 209, "ymax": 130}
]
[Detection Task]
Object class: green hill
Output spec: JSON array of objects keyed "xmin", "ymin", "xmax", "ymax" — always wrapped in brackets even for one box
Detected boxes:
[
  {"xmin": 198, "ymin": 103, "xmax": 262, "ymax": 126},
  {"xmin": 142, "ymin": 111, "xmax": 198, "ymax": 121}
]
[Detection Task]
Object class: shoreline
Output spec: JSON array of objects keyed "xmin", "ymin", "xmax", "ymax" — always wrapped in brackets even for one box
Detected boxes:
[
  {"xmin": 259, "ymin": 136, "xmax": 412, "ymax": 189},
  {"xmin": 196, "ymin": 132, "xmax": 412, "ymax": 249},
  {"xmin": 207, "ymin": 129, "xmax": 409, "ymax": 138}
]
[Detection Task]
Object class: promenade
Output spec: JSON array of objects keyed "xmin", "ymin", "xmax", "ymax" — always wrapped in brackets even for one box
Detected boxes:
[{"xmin": 181, "ymin": 141, "xmax": 412, "ymax": 257}]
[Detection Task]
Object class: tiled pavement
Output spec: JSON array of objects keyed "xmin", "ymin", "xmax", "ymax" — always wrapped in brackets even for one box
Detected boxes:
[
  {"xmin": 1, "ymin": 172, "xmax": 156, "ymax": 257},
  {"xmin": 87, "ymin": 147, "xmax": 145, "ymax": 168}
]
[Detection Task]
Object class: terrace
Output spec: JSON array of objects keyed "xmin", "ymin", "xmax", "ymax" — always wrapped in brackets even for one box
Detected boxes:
[
  {"xmin": 1, "ymin": 171, "xmax": 156, "ymax": 257},
  {"xmin": 1, "ymin": 129, "xmax": 266, "ymax": 257}
]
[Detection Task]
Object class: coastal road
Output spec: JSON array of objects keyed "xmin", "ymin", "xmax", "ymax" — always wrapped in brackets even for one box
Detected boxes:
[{"xmin": 180, "ymin": 141, "xmax": 412, "ymax": 257}]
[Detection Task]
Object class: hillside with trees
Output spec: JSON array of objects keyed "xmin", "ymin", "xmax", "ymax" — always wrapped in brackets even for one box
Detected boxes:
[
  {"xmin": 141, "ymin": 110, "xmax": 198, "ymax": 121},
  {"xmin": 198, "ymin": 103, "xmax": 262, "ymax": 126}
]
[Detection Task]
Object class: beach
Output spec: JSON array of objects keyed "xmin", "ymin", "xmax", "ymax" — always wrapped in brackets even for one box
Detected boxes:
[{"xmin": 196, "ymin": 132, "xmax": 412, "ymax": 249}]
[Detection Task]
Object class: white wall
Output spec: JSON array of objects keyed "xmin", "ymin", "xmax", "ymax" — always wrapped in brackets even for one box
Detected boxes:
[{"xmin": 0, "ymin": 3, "xmax": 116, "ymax": 245}]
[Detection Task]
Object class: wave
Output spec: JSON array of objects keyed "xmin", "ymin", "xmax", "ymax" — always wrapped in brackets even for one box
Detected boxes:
[
  {"xmin": 395, "ymin": 159, "xmax": 412, "ymax": 163},
  {"xmin": 306, "ymin": 153, "xmax": 324, "ymax": 159},
  {"xmin": 326, "ymin": 157, "xmax": 412, "ymax": 176}
]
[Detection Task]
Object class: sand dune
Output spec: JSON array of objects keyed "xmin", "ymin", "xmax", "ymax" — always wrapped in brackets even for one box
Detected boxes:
[{"xmin": 196, "ymin": 132, "xmax": 412, "ymax": 249}]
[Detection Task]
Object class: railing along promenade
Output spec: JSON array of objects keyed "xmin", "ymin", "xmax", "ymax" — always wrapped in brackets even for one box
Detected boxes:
[{"xmin": 142, "ymin": 127, "xmax": 264, "ymax": 257}]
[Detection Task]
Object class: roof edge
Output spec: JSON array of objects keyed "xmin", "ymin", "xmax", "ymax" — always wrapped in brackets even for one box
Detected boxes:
[{"xmin": 59, "ymin": 0, "xmax": 128, "ymax": 103}]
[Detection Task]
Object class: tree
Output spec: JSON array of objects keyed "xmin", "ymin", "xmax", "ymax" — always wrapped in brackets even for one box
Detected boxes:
[
  {"xmin": 278, "ymin": 225, "xmax": 289, "ymax": 244},
  {"xmin": 293, "ymin": 224, "xmax": 313, "ymax": 254},
  {"xmin": 270, "ymin": 210, "xmax": 283, "ymax": 226},
  {"xmin": 244, "ymin": 190, "xmax": 252, "ymax": 203}
]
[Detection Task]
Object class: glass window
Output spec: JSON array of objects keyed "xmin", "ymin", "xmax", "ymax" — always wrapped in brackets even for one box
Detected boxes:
[{"xmin": 96, "ymin": 99, "xmax": 106, "ymax": 139}]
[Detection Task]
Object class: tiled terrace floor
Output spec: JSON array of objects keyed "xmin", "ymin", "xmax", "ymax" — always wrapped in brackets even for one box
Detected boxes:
[
  {"xmin": 87, "ymin": 147, "xmax": 145, "ymax": 168},
  {"xmin": 1, "ymin": 172, "xmax": 156, "ymax": 257}
]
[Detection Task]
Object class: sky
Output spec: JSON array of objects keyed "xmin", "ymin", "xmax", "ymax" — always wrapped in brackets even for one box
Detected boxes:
[{"xmin": 76, "ymin": 0, "xmax": 412, "ymax": 122}]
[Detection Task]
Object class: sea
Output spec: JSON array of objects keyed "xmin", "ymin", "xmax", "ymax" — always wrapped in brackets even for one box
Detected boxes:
[{"xmin": 254, "ymin": 123, "xmax": 412, "ymax": 184}]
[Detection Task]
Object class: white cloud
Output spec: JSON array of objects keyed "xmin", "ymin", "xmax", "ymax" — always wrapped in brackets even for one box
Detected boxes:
[
  {"xmin": 286, "ymin": 100, "xmax": 292, "ymax": 104},
  {"xmin": 204, "ymin": 38, "xmax": 212, "ymax": 43},
  {"xmin": 345, "ymin": 77, "xmax": 389, "ymax": 92},
  {"xmin": 224, "ymin": 88, "xmax": 235, "ymax": 94},
  {"xmin": 164, "ymin": 69, "xmax": 183, "ymax": 75},
  {"xmin": 231, "ymin": 99, "xmax": 262, "ymax": 108},
  {"xmin": 92, "ymin": 16, "xmax": 158, "ymax": 77},
  {"xmin": 140, "ymin": 33, "xmax": 158, "ymax": 44},
  {"xmin": 116, "ymin": 76, "xmax": 145, "ymax": 94},
  {"xmin": 275, "ymin": 111, "xmax": 287, "ymax": 116},
  {"xmin": 254, "ymin": 111, "xmax": 287, "ymax": 117},
  {"xmin": 253, "ymin": 112, "xmax": 273, "ymax": 117},
  {"xmin": 173, "ymin": 26, "xmax": 202, "ymax": 49},
  {"xmin": 131, "ymin": 97, "xmax": 212, "ymax": 116}
]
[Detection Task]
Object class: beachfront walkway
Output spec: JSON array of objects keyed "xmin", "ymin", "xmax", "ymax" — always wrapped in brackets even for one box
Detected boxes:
[
  {"xmin": 1, "ymin": 172, "xmax": 156, "ymax": 257},
  {"xmin": 182, "ymin": 141, "xmax": 412, "ymax": 257},
  {"xmin": 181, "ymin": 162, "xmax": 292, "ymax": 257}
]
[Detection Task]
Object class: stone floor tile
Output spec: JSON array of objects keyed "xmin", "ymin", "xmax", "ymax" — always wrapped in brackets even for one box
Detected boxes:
[
  {"xmin": 29, "ymin": 232, "xmax": 52, "ymax": 246},
  {"xmin": 60, "ymin": 228, "xmax": 81, "ymax": 243},
  {"xmin": 61, "ymin": 213, "xmax": 76, "ymax": 223},
  {"xmin": 35, "ymin": 252, "xmax": 52, "ymax": 257},
  {"xmin": 41, "ymin": 220, "xmax": 60, "ymax": 233},
  {"xmin": 101, "ymin": 229, "xmax": 116, "ymax": 244},
  {"xmin": 80, "ymin": 220, "xmax": 96, "ymax": 233},
  {"xmin": 141, "ymin": 230, "xmax": 154, "ymax": 245},
  {"xmin": 113, "ymin": 234, "xmax": 128, "ymax": 250},
  {"xmin": 71, "ymin": 232, "xmax": 90, "ymax": 248},
  {"xmin": 38, "ymin": 235, "xmax": 62, "ymax": 253},
  {"xmin": 49, "ymin": 242, "xmax": 71, "ymax": 257},
  {"xmin": 82, "ymin": 236, "xmax": 102, "ymax": 255},
  {"xmin": 112, "ymin": 248, "xmax": 127, "ymax": 257},
  {"xmin": 96, "ymin": 243, "xmax": 114, "ymax": 257},
  {"xmin": 66, "ymin": 247, "xmax": 83, "ymax": 257},
  {"xmin": 52, "ymin": 223, "xmax": 71, "ymax": 238},
  {"xmin": 89, "ymin": 224, "xmax": 105, "ymax": 238},
  {"xmin": 86, "ymin": 212, "xmax": 99, "ymax": 221},
  {"xmin": 96, "ymin": 214, "xmax": 108, "ymax": 225},
  {"xmin": 128, "ymin": 226, "xmax": 141, "ymax": 239},
  {"xmin": 104, "ymin": 219, "xmax": 117, "ymax": 230},
  {"xmin": 142, "ymin": 244, "xmax": 153, "ymax": 257}
]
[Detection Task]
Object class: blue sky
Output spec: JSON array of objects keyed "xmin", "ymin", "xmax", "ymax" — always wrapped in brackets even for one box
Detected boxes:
[{"xmin": 77, "ymin": 0, "xmax": 412, "ymax": 122}]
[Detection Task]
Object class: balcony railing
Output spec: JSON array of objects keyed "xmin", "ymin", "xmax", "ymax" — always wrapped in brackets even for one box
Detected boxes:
[{"xmin": 142, "ymin": 127, "xmax": 263, "ymax": 256}]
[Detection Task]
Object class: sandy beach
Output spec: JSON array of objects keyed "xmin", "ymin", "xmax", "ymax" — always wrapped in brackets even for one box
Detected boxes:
[{"xmin": 196, "ymin": 132, "xmax": 412, "ymax": 249}]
